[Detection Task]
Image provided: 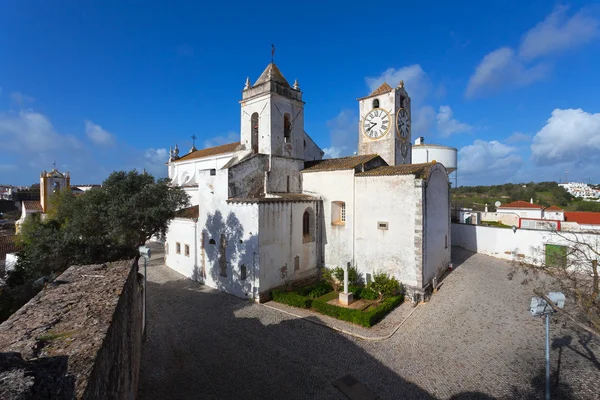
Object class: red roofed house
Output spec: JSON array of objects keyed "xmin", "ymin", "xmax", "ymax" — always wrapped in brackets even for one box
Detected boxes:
[
  {"xmin": 496, "ymin": 199, "xmax": 544, "ymax": 219},
  {"xmin": 564, "ymin": 212, "xmax": 600, "ymax": 232}
]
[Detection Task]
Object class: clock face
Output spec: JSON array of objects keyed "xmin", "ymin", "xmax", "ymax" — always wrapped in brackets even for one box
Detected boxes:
[
  {"xmin": 396, "ymin": 108, "xmax": 410, "ymax": 138},
  {"xmin": 362, "ymin": 108, "xmax": 391, "ymax": 139}
]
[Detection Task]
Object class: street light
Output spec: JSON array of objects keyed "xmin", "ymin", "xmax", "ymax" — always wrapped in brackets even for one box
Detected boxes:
[
  {"xmin": 139, "ymin": 246, "xmax": 151, "ymax": 342},
  {"xmin": 530, "ymin": 292, "xmax": 565, "ymax": 400}
]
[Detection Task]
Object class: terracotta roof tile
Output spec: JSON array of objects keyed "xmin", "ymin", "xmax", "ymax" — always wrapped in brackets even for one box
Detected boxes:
[
  {"xmin": 370, "ymin": 82, "xmax": 393, "ymax": 96},
  {"xmin": 0, "ymin": 235, "xmax": 21, "ymax": 259},
  {"xmin": 545, "ymin": 205, "xmax": 564, "ymax": 211},
  {"xmin": 173, "ymin": 142, "xmax": 239, "ymax": 163},
  {"xmin": 174, "ymin": 205, "xmax": 199, "ymax": 220},
  {"xmin": 564, "ymin": 212, "xmax": 600, "ymax": 225},
  {"xmin": 498, "ymin": 201, "xmax": 543, "ymax": 210},
  {"xmin": 302, "ymin": 154, "xmax": 380, "ymax": 173},
  {"xmin": 23, "ymin": 200, "xmax": 43, "ymax": 212},
  {"xmin": 355, "ymin": 162, "xmax": 439, "ymax": 180}
]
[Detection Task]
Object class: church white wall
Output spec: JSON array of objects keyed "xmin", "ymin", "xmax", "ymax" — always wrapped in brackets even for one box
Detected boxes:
[
  {"xmin": 354, "ymin": 175, "xmax": 420, "ymax": 287},
  {"xmin": 196, "ymin": 168, "xmax": 260, "ymax": 299},
  {"xmin": 302, "ymin": 170, "xmax": 354, "ymax": 270},
  {"xmin": 168, "ymin": 153, "xmax": 235, "ymax": 189},
  {"xmin": 258, "ymin": 201, "xmax": 320, "ymax": 292},
  {"xmin": 165, "ymin": 218, "xmax": 198, "ymax": 279},
  {"xmin": 423, "ymin": 167, "xmax": 451, "ymax": 286},
  {"xmin": 267, "ymin": 157, "xmax": 303, "ymax": 193}
]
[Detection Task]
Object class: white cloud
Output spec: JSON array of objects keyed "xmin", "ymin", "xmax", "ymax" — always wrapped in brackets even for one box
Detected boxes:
[
  {"xmin": 436, "ymin": 105, "xmax": 472, "ymax": 137},
  {"xmin": 465, "ymin": 47, "xmax": 548, "ymax": 98},
  {"xmin": 323, "ymin": 109, "xmax": 358, "ymax": 158},
  {"xmin": 9, "ymin": 91, "xmax": 35, "ymax": 106},
  {"xmin": 466, "ymin": 6, "xmax": 598, "ymax": 98},
  {"xmin": 0, "ymin": 164, "xmax": 17, "ymax": 172},
  {"xmin": 531, "ymin": 108, "xmax": 600, "ymax": 166},
  {"xmin": 0, "ymin": 110, "xmax": 81, "ymax": 152},
  {"xmin": 506, "ymin": 132, "xmax": 531, "ymax": 144},
  {"xmin": 203, "ymin": 131, "xmax": 238, "ymax": 149},
  {"xmin": 85, "ymin": 120, "xmax": 116, "ymax": 146},
  {"xmin": 458, "ymin": 139, "xmax": 522, "ymax": 185},
  {"xmin": 143, "ymin": 148, "xmax": 169, "ymax": 177},
  {"xmin": 365, "ymin": 65, "xmax": 431, "ymax": 104},
  {"xmin": 519, "ymin": 6, "xmax": 600, "ymax": 60}
]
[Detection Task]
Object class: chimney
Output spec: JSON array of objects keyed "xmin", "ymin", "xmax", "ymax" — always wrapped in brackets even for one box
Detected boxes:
[
  {"xmin": 530, "ymin": 198, "xmax": 533, "ymax": 204},
  {"xmin": 415, "ymin": 137, "xmax": 425, "ymax": 145}
]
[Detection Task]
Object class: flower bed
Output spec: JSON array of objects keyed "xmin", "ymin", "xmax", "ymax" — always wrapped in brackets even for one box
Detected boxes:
[{"xmin": 271, "ymin": 288, "xmax": 403, "ymax": 327}]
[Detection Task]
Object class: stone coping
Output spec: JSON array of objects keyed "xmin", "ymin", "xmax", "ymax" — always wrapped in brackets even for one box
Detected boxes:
[{"xmin": 263, "ymin": 298, "xmax": 418, "ymax": 341}]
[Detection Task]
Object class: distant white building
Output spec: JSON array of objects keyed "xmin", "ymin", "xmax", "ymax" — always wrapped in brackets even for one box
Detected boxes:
[
  {"xmin": 559, "ymin": 182, "xmax": 600, "ymax": 198},
  {"xmin": 163, "ymin": 62, "xmax": 451, "ymax": 301}
]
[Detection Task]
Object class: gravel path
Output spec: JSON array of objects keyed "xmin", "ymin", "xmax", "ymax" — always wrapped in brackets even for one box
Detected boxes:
[{"xmin": 138, "ymin": 245, "xmax": 600, "ymax": 399}]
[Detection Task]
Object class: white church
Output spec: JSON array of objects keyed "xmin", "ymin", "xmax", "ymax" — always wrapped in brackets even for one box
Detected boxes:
[{"xmin": 163, "ymin": 62, "xmax": 451, "ymax": 301}]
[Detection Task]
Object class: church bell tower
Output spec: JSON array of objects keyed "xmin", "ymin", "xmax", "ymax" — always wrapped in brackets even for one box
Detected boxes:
[
  {"xmin": 239, "ymin": 63, "xmax": 305, "ymax": 160},
  {"xmin": 357, "ymin": 81, "xmax": 412, "ymax": 165}
]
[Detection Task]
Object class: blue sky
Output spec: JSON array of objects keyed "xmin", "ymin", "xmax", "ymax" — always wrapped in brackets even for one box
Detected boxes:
[{"xmin": 1, "ymin": 0, "xmax": 599, "ymax": 186}]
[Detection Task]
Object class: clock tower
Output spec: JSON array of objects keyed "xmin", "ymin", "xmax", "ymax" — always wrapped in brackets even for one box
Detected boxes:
[{"xmin": 357, "ymin": 81, "xmax": 411, "ymax": 165}]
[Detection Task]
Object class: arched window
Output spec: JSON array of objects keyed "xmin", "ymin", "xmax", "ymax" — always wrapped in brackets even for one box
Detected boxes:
[
  {"xmin": 372, "ymin": 99, "xmax": 379, "ymax": 109},
  {"xmin": 302, "ymin": 207, "xmax": 315, "ymax": 243},
  {"xmin": 251, "ymin": 112, "xmax": 259, "ymax": 153},
  {"xmin": 331, "ymin": 201, "xmax": 346, "ymax": 225},
  {"xmin": 284, "ymin": 113, "xmax": 292, "ymax": 143}
]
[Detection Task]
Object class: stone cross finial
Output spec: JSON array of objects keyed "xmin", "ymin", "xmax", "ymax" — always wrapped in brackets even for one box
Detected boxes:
[
  {"xmin": 244, "ymin": 77, "xmax": 250, "ymax": 90},
  {"xmin": 293, "ymin": 79, "xmax": 300, "ymax": 90},
  {"xmin": 399, "ymin": 80, "xmax": 405, "ymax": 89}
]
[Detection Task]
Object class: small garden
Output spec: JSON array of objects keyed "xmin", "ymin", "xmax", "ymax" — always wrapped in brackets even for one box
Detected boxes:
[{"xmin": 271, "ymin": 266, "xmax": 404, "ymax": 327}]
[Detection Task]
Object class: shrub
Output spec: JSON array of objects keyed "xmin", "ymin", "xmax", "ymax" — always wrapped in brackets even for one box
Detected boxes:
[
  {"xmin": 348, "ymin": 285, "xmax": 362, "ymax": 299},
  {"xmin": 333, "ymin": 265, "xmax": 363, "ymax": 286},
  {"xmin": 359, "ymin": 286, "xmax": 378, "ymax": 300},
  {"xmin": 271, "ymin": 290, "xmax": 312, "ymax": 309},
  {"xmin": 321, "ymin": 268, "xmax": 341, "ymax": 292},
  {"xmin": 298, "ymin": 282, "xmax": 333, "ymax": 299},
  {"xmin": 311, "ymin": 295, "xmax": 403, "ymax": 327},
  {"xmin": 370, "ymin": 271, "xmax": 401, "ymax": 301}
]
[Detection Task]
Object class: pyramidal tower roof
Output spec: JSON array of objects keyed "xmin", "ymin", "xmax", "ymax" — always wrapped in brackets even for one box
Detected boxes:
[
  {"xmin": 370, "ymin": 82, "xmax": 393, "ymax": 96},
  {"xmin": 253, "ymin": 63, "xmax": 290, "ymax": 87}
]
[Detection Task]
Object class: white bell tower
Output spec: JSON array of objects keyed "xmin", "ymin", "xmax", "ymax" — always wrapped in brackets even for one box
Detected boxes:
[{"xmin": 239, "ymin": 63, "xmax": 305, "ymax": 160}]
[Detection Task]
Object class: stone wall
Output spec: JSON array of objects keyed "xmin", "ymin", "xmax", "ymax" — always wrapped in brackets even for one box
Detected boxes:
[{"xmin": 0, "ymin": 259, "xmax": 143, "ymax": 399}]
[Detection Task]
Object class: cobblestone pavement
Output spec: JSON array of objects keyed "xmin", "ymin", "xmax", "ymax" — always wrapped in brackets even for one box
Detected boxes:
[{"xmin": 138, "ymin": 246, "xmax": 600, "ymax": 399}]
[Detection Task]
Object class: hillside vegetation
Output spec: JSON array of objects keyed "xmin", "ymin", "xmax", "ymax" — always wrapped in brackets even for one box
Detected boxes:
[{"xmin": 452, "ymin": 182, "xmax": 600, "ymax": 212}]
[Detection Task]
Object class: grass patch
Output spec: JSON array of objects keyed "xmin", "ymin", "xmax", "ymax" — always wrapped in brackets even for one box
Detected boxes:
[
  {"xmin": 317, "ymin": 291, "xmax": 338, "ymax": 302},
  {"xmin": 272, "ymin": 290, "xmax": 312, "ymax": 309}
]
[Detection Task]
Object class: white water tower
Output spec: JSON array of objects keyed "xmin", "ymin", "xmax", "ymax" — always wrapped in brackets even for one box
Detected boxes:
[{"xmin": 411, "ymin": 137, "xmax": 457, "ymax": 173}]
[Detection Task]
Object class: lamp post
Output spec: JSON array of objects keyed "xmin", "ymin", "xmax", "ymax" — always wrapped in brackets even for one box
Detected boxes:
[
  {"xmin": 530, "ymin": 292, "xmax": 565, "ymax": 400},
  {"xmin": 139, "ymin": 246, "xmax": 152, "ymax": 342}
]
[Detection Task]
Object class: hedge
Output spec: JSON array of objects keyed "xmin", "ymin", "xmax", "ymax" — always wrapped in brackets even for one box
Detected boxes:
[
  {"xmin": 272, "ymin": 290, "xmax": 312, "ymax": 309},
  {"xmin": 297, "ymin": 282, "xmax": 333, "ymax": 299},
  {"xmin": 311, "ymin": 295, "xmax": 403, "ymax": 327}
]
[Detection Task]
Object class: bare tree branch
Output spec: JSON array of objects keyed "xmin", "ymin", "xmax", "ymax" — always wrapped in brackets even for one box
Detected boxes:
[{"xmin": 535, "ymin": 290, "xmax": 600, "ymax": 338}]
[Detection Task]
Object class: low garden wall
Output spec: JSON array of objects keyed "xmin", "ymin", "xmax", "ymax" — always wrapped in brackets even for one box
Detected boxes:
[{"xmin": 0, "ymin": 258, "xmax": 144, "ymax": 399}]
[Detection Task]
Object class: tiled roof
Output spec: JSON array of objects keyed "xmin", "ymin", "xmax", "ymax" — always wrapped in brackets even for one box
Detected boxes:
[
  {"xmin": 355, "ymin": 162, "xmax": 438, "ymax": 180},
  {"xmin": 498, "ymin": 201, "xmax": 543, "ymax": 210},
  {"xmin": 302, "ymin": 154, "xmax": 380, "ymax": 173},
  {"xmin": 545, "ymin": 205, "xmax": 564, "ymax": 211},
  {"xmin": 564, "ymin": 211, "xmax": 600, "ymax": 225},
  {"xmin": 254, "ymin": 63, "xmax": 290, "ymax": 87},
  {"xmin": 23, "ymin": 200, "xmax": 43, "ymax": 212},
  {"xmin": 173, "ymin": 142, "xmax": 239, "ymax": 163},
  {"xmin": 0, "ymin": 235, "xmax": 21, "ymax": 258},
  {"xmin": 174, "ymin": 205, "xmax": 199, "ymax": 220},
  {"xmin": 370, "ymin": 82, "xmax": 393, "ymax": 96},
  {"xmin": 228, "ymin": 193, "xmax": 318, "ymax": 204}
]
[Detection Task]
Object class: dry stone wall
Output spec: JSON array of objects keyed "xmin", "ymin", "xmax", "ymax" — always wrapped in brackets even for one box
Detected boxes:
[{"xmin": 0, "ymin": 258, "xmax": 143, "ymax": 399}]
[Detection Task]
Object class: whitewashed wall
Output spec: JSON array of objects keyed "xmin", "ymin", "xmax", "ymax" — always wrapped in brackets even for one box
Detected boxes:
[
  {"xmin": 496, "ymin": 208, "xmax": 543, "ymax": 219},
  {"xmin": 165, "ymin": 218, "xmax": 198, "ymax": 279},
  {"xmin": 168, "ymin": 152, "xmax": 235, "ymax": 191},
  {"xmin": 302, "ymin": 170, "xmax": 354, "ymax": 270},
  {"xmin": 354, "ymin": 175, "xmax": 419, "ymax": 287},
  {"xmin": 258, "ymin": 201, "xmax": 319, "ymax": 293},
  {"xmin": 480, "ymin": 212, "xmax": 519, "ymax": 226},
  {"xmin": 451, "ymin": 223, "xmax": 600, "ymax": 266},
  {"xmin": 424, "ymin": 167, "xmax": 451, "ymax": 285}
]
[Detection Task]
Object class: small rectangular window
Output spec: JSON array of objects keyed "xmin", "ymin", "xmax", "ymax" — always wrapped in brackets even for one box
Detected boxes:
[
  {"xmin": 294, "ymin": 255, "xmax": 300, "ymax": 271},
  {"xmin": 176, "ymin": 242, "xmax": 181, "ymax": 254},
  {"xmin": 165, "ymin": 243, "xmax": 169, "ymax": 255},
  {"xmin": 210, "ymin": 169, "xmax": 216, "ymax": 176},
  {"xmin": 378, "ymin": 221, "xmax": 388, "ymax": 230},
  {"xmin": 240, "ymin": 264, "xmax": 247, "ymax": 280},
  {"xmin": 185, "ymin": 244, "xmax": 190, "ymax": 257}
]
